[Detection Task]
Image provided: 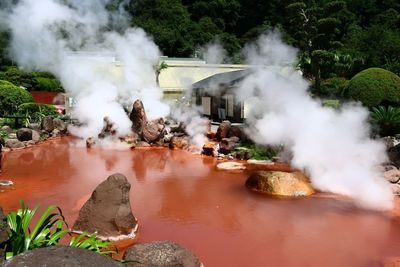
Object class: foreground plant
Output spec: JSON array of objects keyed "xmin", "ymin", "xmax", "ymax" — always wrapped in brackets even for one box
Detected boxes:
[
  {"xmin": 4, "ymin": 200, "xmax": 68, "ymax": 260},
  {"xmin": 4, "ymin": 200, "xmax": 117, "ymax": 260},
  {"xmin": 371, "ymin": 106, "xmax": 400, "ymax": 136},
  {"xmin": 69, "ymin": 231, "xmax": 116, "ymax": 256}
]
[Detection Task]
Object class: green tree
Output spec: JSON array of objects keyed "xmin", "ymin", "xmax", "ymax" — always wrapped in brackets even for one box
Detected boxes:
[{"xmin": 285, "ymin": 1, "xmax": 351, "ymax": 94}]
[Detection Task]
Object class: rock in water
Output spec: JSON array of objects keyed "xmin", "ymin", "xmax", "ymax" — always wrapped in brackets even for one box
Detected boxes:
[
  {"xmin": 215, "ymin": 120, "xmax": 231, "ymax": 141},
  {"xmin": 16, "ymin": 128, "xmax": 32, "ymax": 141},
  {"xmin": 86, "ymin": 137, "xmax": 96, "ymax": 148},
  {"xmin": 5, "ymin": 139, "xmax": 25, "ymax": 149},
  {"xmin": 202, "ymin": 141, "xmax": 219, "ymax": 157},
  {"xmin": 219, "ymin": 136, "xmax": 239, "ymax": 154},
  {"xmin": 123, "ymin": 240, "xmax": 202, "ymax": 267},
  {"xmin": 98, "ymin": 117, "xmax": 117, "ymax": 139},
  {"xmin": 2, "ymin": 246, "xmax": 123, "ymax": 267},
  {"xmin": 169, "ymin": 136, "xmax": 189, "ymax": 150},
  {"xmin": 0, "ymin": 208, "xmax": 9, "ymax": 263},
  {"xmin": 143, "ymin": 119, "xmax": 165, "ymax": 143},
  {"xmin": 53, "ymin": 118, "xmax": 67, "ymax": 133},
  {"xmin": 41, "ymin": 116, "xmax": 55, "ymax": 133},
  {"xmin": 130, "ymin": 99, "xmax": 147, "ymax": 135},
  {"xmin": 72, "ymin": 173, "xmax": 138, "ymax": 240},
  {"xmin": 245, "ymin": 171, "xmax": 315, "ymax": 197}
]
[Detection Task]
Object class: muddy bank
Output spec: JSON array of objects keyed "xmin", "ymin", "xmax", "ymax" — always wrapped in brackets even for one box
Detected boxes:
[{"xmin": 0, "ymin": 137, "xmax": 400, "ymax": 267}]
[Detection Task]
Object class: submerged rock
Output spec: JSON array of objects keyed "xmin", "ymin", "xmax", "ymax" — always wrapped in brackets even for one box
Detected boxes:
[
  {"xmin": 72, "ymin": 173, "xmax": 138, "ymax": 240},
  {"xmin": 245, "ymin": 171, "xmax": 315, "ymax": 197},
  {"xmin": 1, "ymin": 246, "xmax": 122, "ymax": 267},
  {"xmin": 123, "ymin": 240, "xmax": 202, "ymax": 267},
  {"xmin": 0, "ymin": 180, "xmax": 14, "ymax": 186},
  {"xmin": 216, "ymin": 161, "xmax": 246, "ymax": 171},
  {"xmin": 16, "ymin": 128, "xmax": 32, "ymax": 142}
]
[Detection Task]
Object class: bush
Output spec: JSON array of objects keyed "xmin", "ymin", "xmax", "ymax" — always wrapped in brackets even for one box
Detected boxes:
[
  {"xmin": 320, "ymin": 77, "xmax": 349, "ymax": 98},
  {"xmin": 347, "ymin": 68, "xmax": 400, "ymax": 107},
  {"xmin": 18, "ymin": 102, "xmax": 59, "ymax": 122},
  {"xmin": 371, "ymin": 106, "xmax": 400, "ymax": 136},
  {"xmin": 35, "ymin": 77, "xmax": 63, "ymax": 92},
  {"xmin": 0, "ymin": 80, "xmax": 33, "ymax": 116}
]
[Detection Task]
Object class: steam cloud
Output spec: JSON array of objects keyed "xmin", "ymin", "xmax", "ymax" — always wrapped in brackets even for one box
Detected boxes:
[
  {"xmin": 1, "ymin": 0, "xmax": 169, "ymax": 139},
  {"xmin": 237, "ymin": 31, "xmax": 393, "ymax": 210}
]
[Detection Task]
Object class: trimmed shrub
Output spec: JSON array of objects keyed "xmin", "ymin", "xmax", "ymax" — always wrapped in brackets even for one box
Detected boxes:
[
  {"xmin": 0, "ymin": 80, "xmax": 33, "ymax": 116},
  {"xmin": 35, "ymin": 77, "xmax": 63, "ymax": 92},
  {"xmin": 320, "ymin": 77, "xmax": 349, "ymax": 97},
  {"xmin": 347, "ymin": 68, "xmax": 400, "ymax": 107}
]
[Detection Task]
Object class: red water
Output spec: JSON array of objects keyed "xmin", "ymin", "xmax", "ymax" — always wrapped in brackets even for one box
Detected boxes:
[{"xmin": 1, "ymin": 138, "xmax": 400, "ymax": 267}]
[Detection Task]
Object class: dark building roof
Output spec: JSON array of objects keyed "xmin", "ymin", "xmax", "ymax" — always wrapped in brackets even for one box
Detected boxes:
[{"xmin": 192, "ymin": 69, "xmax": 251, "ymax": 89}]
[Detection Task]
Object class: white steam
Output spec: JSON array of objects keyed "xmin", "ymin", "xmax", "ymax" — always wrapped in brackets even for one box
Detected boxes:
[
  {"xmin": 200, "ymin": 41, "xmax": 226, "ymax": 64},
  {"xmin": 2, "ymin": 0, "xmax": 169, "ymax": 138},
  {"xmin": 238, "ymin": 31, "xmax": 393, "ymax": 210}
]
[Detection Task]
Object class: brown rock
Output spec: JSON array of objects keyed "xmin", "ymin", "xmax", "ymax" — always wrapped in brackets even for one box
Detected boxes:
[
  {"xmin": 72, "ymin": 173, "xmax": 138, "ymax": 240},
  {"xmin": 5, "ymin": 139, "xmax": 25, "ymax": 149},
  {"xmin": 53, "ymin": 118, "xmax": 67, "ymax": 133},
  {"xmin": 130, "ymin": 99, "xmax": 147, "ymax": 135},
  {"xmin": 245, "ymin": 171, "xmax": 315, "ymax": 197},
  {"xmin": 123, "ymin": 240, "xmax": 202, "ymax": 267},
  {"xmin": 384, "ymin": 169, "xmax": 400, "ymax": 183},
  {"xmin": 41, "ymin": 116, "xmax": 54, "ymax": 133},
  {"xmin": 31, "ymin": 130, "xmax": 40, "ymax": 143},
  {"xmin": 98, "ymin": 117, "xmax": 117, "ymax": 139},
  {"xmin": 16, "ymin": 128, "xmax": 32, "ymax": 141},
  {"xmin": 219, "ymin": 136, "xmax": 239, "ymax": 154},
  {"xmin": 137, "ymin": 141, "xmax": 150, "ymax": 147},
  {"xmin": 202, "ymin": 141, "xmax": 219, "ymax": 157},
  {"xmin": 0, "ymin": 125, "xmax": 12, "ymax": 134},
  {"xmin": 86, "ymin": 137, "xmax": 96, "ymax": 148},
  {"xmin": 2, "ymin": 246, "xmax": 122, "ymax": 267},
  {"xmin": 169, "ymin": 136, "xmax": 189, "ymax": 150},
  {"xmin": 227, "ymin": 126, "xmax": 242, "ymax": 139},
  {"xmin": 215, "ymin": 120, "xmax": 231, "ymax": 141},
  {"xmin": 143, "ymin": 120, "xmax": 165, "ymax": 143}
]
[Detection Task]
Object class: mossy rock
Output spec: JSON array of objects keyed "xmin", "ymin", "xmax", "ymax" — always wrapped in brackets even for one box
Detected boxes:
[{"xmin": 347, "ymin": 68, "xmax": 400, "ymax": 107}]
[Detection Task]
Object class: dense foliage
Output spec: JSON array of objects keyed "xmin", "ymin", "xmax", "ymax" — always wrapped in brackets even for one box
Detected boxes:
[
  {"xmin": 347, "ymin": 68, "xmax": 400, "ymax": 107},
  {"xmin": 0, "ymin": 67, "xmax": 64, "ymax": 92},
  {"xmin": 18, "ymin": 103, "xmax": 59, "ymax": 122},
  {"xmin": 0, "ymin": 80, "xmax": 33, "ymax": 116},
  {"xmin": 371, "ymin": 106, "xmax": 400, "ymax": 136}
]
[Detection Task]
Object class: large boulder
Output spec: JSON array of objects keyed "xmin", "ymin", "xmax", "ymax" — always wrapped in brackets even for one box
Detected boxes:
[
  {"xmin": 72, "ymin": 173, "xmax": 138, "ymax": 240},
  {"xmin": 215, "ymin": 120, "xmax": 231, "ymax": 141},
  {"xmin": 245, "ymin": 171, "xmax": 315, "ymax": 197},
  {"xmin": 1, "ymin": 246, "xmax": 122, "ymax": 267},
  {"xmin": 130, "ymin": 100, "xmax": 147, "ymax": 135},
  {"xmin": 53, "ymin": 118, "xmax": 67, "ymax": 133},
  {"xmin": 143, "ymin": 119, "xmax": 165, "ymax": 143},
  {"xmin": 0, "ymin": 208, "xmax": 9, "ymax": 264},
  {"xmin": 5, "ymin": 139, "xmax": 25, "ymax": 149},
  {"xmin": 41, "ymin": 116, "xmax": 55, "ymax": 133},
  {"xmin": 16, "ymin": 128, "xmax": 32, "ymax": 142},
  {"xmin": 123, "ymin": 240, "xmax": 202, "ymax": 267}
]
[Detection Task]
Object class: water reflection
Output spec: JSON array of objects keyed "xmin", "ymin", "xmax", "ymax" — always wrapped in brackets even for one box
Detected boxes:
[{"xmin": 0, "ymin": 138, "xmax": 399, "ymax": 267}]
